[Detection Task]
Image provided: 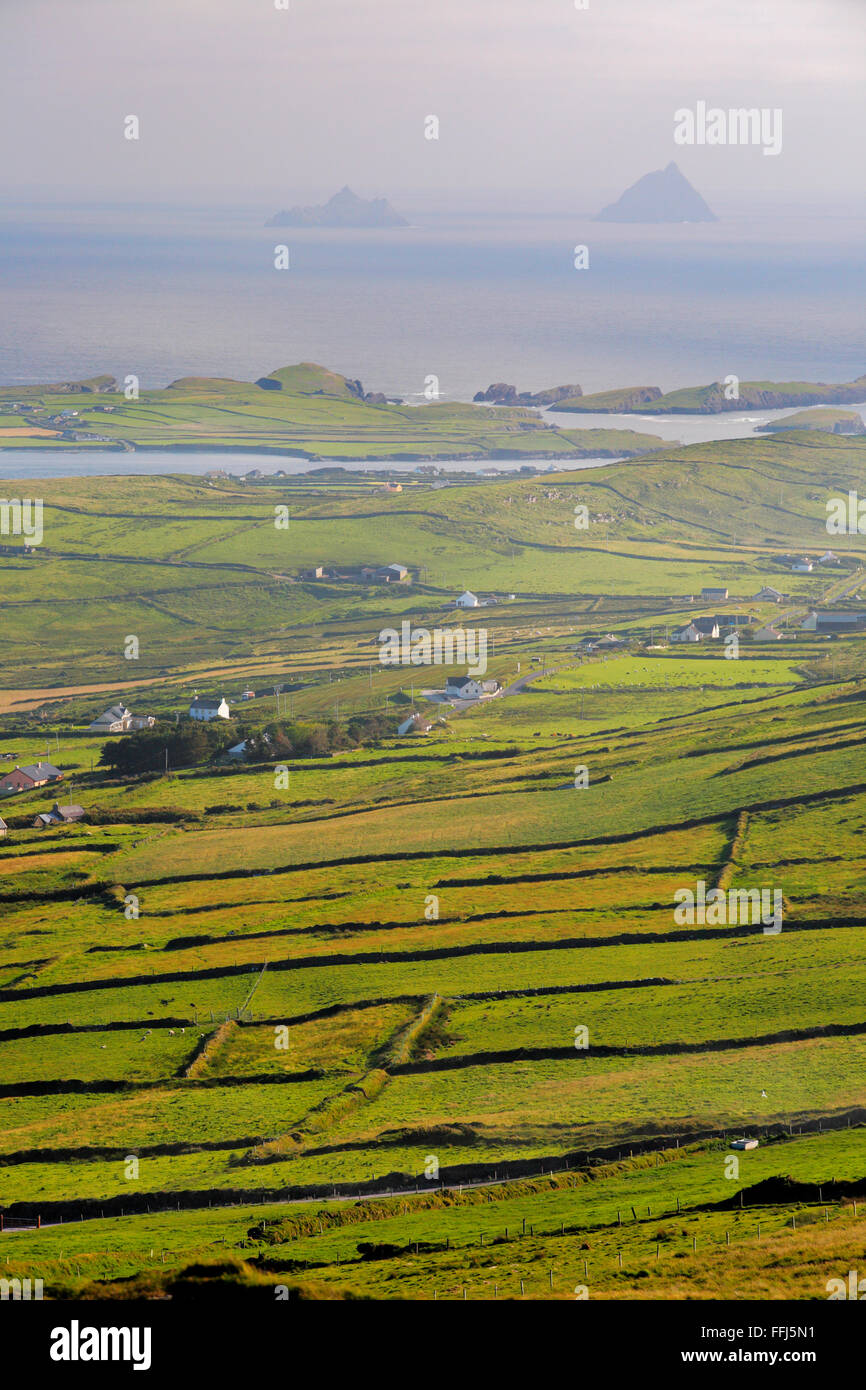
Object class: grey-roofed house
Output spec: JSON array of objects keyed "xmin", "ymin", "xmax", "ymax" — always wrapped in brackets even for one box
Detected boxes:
[
  {"xmin": 18, "ymin": 761, "xmax": 63, "ymax": 788},
  {"xmin": 33, "ymin": 802, "xmax": 85, "ymax": 828},
  {"xmin": 89, "ymin": 704, "xmax": 133, "ymax": 733},
  {"xmin": 189, "ymin": 696, "xmax": 230, "ymax": 721}
]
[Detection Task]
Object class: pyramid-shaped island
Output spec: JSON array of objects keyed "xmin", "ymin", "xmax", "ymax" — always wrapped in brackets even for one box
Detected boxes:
[{"xmin": 595, "ymin": 162, "xmax": 717, "ymax": 223}]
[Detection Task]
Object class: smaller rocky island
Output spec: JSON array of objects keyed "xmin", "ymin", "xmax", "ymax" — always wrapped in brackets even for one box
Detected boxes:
[
  {"xmin": 474, "ymin": 382, "xmax": 582, "ymax": 407},
  {"xmin": 266, "ymin": 186, "xmax": 408, "ymax": 228}
]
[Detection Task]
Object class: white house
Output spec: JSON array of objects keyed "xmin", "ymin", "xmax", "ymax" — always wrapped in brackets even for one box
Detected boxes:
[
  {"xmin": 445, "ymin": 675, "xmax": 484, "ymax": 700},
  {"xmin": 670, "ymin": 623, "xmax": 702, "ymax": 643},
  {"xmin": 88, "ymin": 705, "xmax": 155, "ymax": 734},
  {"xmin": 189, "ymin": 696, "xmax": 230, "ymax": 721},
  {"xmin": 754, "ymin": 586, "xmax": 783, "ymax": 603},
  {"xmin": 791, "ymin": 558, "xmax": 813, "ymax": 573},
  {"xmin": 818, "ymin": 551, "xmax": 840, "ymax": 565},
  {"xmin": 88, "ymin": 704, "xmax": 132, "ymax": 733},
  {"xmin": 455, "ymin": 590, "xmax": 479, "ymax": 608},
  {"xmin": 397, "ymin": 713, "xmax": 434, "ymax": 736}
]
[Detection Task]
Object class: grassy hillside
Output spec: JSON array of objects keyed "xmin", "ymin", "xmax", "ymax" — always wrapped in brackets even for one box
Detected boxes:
[
  {"xmin": 0, "ymin": 363, "xmax": 666, "ymax": 463},
  {"xmin": 1, "ymin": 431, "xmax": 865, "ymax": 1299}
]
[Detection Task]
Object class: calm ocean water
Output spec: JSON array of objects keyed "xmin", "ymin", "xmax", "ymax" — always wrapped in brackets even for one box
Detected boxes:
[
  {"xmin": 0, "ymin": 202, "xmax": 864, "ymax": 479},
  {"xmin": 1, "ymin": 204, "xmax": 864, "ymax": 394}
]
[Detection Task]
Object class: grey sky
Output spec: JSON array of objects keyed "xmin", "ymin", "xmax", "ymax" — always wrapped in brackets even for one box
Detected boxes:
[{"xmin": 2, "ymin": 0, "xmax": 864, "ymax": 211}]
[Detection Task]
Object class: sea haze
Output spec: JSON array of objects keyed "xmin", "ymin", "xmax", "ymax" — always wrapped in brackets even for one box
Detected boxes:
[{"xmin": 1, "ymin": 203, "xmax": 864, "ymax": 399}]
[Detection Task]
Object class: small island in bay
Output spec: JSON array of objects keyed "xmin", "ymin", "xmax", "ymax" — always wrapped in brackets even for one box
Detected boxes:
[
  {"xmin": 756, "ymin": 406, "xmax": 865, "ymax": 435},
  {"xmin": 266, "ymin": 186, "xmax": 409, "ymax": 228}
]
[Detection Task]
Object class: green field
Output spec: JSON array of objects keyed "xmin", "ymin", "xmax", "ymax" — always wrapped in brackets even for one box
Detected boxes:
[{"xmin": 1, "ymin": 426, "xmax": 865, "ymax": 1300}]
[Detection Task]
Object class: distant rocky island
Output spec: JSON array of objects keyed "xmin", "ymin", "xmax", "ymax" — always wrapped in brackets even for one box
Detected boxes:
[
  {"xmin": 473, "ymin": 382, "xmax": 582, "ymax": 407},
  {"xmin": 266, "ymin": 186, "xmax": 408, "ymax": 229},
  {"xmin": 595, "ymin": 161, "xmax": 717, "ymax": 223}
]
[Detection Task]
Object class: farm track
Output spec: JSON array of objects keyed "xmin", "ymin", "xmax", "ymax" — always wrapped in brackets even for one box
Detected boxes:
[{"xmin": 3, "ymin": 1107, "xmax": 864, "ymax": 1230}]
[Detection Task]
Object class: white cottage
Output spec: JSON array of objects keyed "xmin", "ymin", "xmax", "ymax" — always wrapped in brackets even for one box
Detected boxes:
[{"xmin": 189, "ymin": 696, "xmax": 230, "ymax": 721}]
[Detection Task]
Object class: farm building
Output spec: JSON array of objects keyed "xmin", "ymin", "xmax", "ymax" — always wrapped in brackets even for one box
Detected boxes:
[
  {"xmin": 0, "ymin": 815, "xmax": 6, "ymax": 837},
  {"xmin": 189, "ymin": 696, "xmax": 231, "ymax": 721},
  {"xmin": 701, "ymin": 586, "xmax": 729, "ymax": 601},
  {"xmin": 791, "ymin": 558, "xmax": 814, "ymax": 573},
  {"xmin": 754, "ymin": 586, "xmax": 783, "ymax": 602},
  {"xmin": 33, "ymin": 803, "xmax": 85, "ymax": 828},
  {"xmin": 692, "ymin": 617, "xmax": 720, "ymax": 638},
  {"xmin": 801, "ymin": 610, "xmax": 866, "ymax": 633},
  {"xmin": 373, "ymin": 564, "xmax": 409, "ymax": 582}
]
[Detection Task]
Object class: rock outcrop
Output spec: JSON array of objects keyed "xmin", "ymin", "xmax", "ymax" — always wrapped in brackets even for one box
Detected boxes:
[{"xmin": 473, "ymin": 383, "xmax": 582, "ymax": 407}]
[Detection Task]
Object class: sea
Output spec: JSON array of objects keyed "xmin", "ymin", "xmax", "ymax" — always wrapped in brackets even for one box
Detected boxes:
[{"xmin": 1, "ymin": 201, "xmax": 864, "ymax": 479}]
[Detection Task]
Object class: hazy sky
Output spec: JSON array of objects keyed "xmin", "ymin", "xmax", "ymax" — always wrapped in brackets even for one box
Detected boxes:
[{"xmin": 2, "ymin": 0, "xmax": 864, "ymax": 213}]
